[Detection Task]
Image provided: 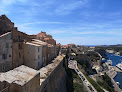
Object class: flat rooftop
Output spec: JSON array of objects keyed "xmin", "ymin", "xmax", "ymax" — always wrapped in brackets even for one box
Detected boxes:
[
  {"xmin": 0, "ymin": 65, "xmax": 38, "ymax": 86},
  {"xmin": 0, "ymin": 55, "xmax": 65, "ymax": 86},
  {"xmin": 32, "ymin": 39, "xmax": 47, "ymax": 45},
  {"xmin": 32, "ymin": 39, "xmax": 53, "ymax": 47},
  {"xmin": 24, "ymin": 42, "xmax": 41, "ymax": 46}
]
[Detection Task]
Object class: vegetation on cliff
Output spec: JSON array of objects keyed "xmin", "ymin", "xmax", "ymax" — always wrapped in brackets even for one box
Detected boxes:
[
  {"xmin": 63, "ymin": 57, "xmax": 87, "ymax": 92},
  {"xmin": 97, "ymin": 73, "xmax": 115, "ymax": 92},
  {"xmin": 86, "ymin": 76, "xmax": 104, "ymax": 92},
  {"xmin": 95, "ymin": 47, "xmax": 108, "ymax": 59},
  {"xmin": 77, "ymin": 62, "xmax": 104, "ymax": 92},
  {"xmin": 96, "ymin": 46, "xmax": 122, "ymax": 55},
  {"xmin": 86, "ymin": 51, "xmax": 100, "ymax": 62}
]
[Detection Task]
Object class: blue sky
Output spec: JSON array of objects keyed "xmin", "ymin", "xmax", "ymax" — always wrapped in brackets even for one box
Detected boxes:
[{"xmin": 0, "ymin": 0, "xmax": 122, "ymax": 45}]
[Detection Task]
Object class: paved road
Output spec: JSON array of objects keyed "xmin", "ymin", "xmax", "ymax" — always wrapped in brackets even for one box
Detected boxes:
[{"xmin": 68, "ymin": 60, "xmax": 97, "ymax": 92}]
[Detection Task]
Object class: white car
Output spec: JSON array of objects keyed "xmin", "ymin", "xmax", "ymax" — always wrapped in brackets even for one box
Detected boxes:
[{"xmin": 84, "ymin": 80, "xmax": 90, "ymax": 86}]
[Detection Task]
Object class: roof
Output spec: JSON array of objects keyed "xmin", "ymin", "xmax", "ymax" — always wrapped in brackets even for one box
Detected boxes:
[
  {"xmin": 0, "ymin": 32, "xmax": 11, "ymax": 38},
  {"xmin": 0, "ymin": 65, "xmax": 38, "ymax": 86},
  {"xmin": 32, "ymin": 39, "xmax": 48, "ymax": 45},
  {"xmin": 0, "ymin": 15, "xmax": 11, "ymax": 22},
  {"xmin": 48, "ymin": 44, "xmax": 54, "ymax": 47},
  {"xmin": 31, "ymin": 39, "xmax": 53, "ymax": 47},
  {"xmin": 44, "ymin": 38, "xmax": 50, "ymax": 40},
  {"xmin": 68, "ymin": 44, "xmax": 75, "ymax": 45},
  {"xmin": 46, "ymin": 34, "xmax": 52, "ymax": 36},
  {"xmin": 24, "ymin": 42, "xmax": 41, "ymax": 46}
]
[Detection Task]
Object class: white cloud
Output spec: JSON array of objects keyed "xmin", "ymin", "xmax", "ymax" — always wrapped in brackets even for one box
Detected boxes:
[
  {"xmin": 1, "ymin": 0, "xmax": 27, "ymax": 4},
  {"xmin": 0, "ymin": 0, "xmax": 28, "ymax": 14},
  {"xmin": 54, "ymin": 0, "xmax": 89, "ymax": 15},
  {"xmin": 16, "ymin": 21, "xmax": 66, "ymax": 26}
]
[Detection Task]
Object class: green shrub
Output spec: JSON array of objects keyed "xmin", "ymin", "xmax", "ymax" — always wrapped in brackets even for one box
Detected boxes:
[{"xmin": 74, "ymin": 83, "xmax": 83, "ymax": 92}]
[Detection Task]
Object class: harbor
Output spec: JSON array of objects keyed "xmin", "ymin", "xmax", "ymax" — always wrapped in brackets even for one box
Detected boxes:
[{"xmin": 103, "ymin": 53, "xmax": 122, "ymax": 90}]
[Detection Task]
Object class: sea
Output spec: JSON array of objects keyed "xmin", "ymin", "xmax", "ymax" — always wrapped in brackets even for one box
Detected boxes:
[{"xmin": 103, "ymin": 53, "xmax": 122, "ymax": 89}]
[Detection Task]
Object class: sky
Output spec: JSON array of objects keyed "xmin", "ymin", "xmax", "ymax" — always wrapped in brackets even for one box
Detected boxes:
[{"xmin": 0, "ymin": 0, "xmax": 122, "ymax": 45}]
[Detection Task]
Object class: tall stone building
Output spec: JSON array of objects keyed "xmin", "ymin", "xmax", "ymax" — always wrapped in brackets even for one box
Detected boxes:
[
  {"xmin": 12, "ymin": 27, "xmax": 31, "ymax": 69},
  {"xmin": 23, "ymin": 42, "xmax": 43, "ymax": 70},
  {"xmin": 0, "ymin": 15, "xmax": 31, "ymax": 72}
]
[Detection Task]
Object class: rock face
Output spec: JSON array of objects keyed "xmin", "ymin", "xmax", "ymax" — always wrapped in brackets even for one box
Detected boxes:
[{"xmin": 39, "ymin": 58, "xmax": 67, "ymax": 92}]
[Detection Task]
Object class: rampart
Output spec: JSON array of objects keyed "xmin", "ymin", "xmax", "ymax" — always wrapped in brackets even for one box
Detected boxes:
[{"xmin": 38, "ymin": 55, "xmax": 67, "ymax": 92}]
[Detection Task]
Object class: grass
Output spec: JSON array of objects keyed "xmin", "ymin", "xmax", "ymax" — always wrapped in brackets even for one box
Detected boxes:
[
  {"xmin": 97, "ymin": 80, "xmax": 114, "ymax": 92},
  {"xmin": 86, "ymin": 76, "xmax": 105, "ymax": 92},
  {"xmin": 74, "ymin": 82, "xmax": 84, "ymax": 92}
]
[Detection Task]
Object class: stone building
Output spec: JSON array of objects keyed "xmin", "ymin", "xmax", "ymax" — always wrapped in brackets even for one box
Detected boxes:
[
  {"xmin": 12, "ymin": 27, "xmax": 31, "ymax": 68},
  {"xmin": 0, "ymin": 65, "xmax": 40, "ymax": 92},
  {"xmin": 0, "ymin": 32, "xmax": 12, "ymax": 72},
  {"xmin": 68, "ymin": 44, "xmax": 76, "ymax": 48},
  {"xmin": 0, "ymin": 14, "xmax": 57, "ymax": 72},
  {"xmin": 0, "ymin": 15, "xmax": 32, "ymax": 71},
  {"xmin": 31, "ymin": 39, "xmax": 48, "ymax": 66},
  {"xmin": 56, "ymin": 43, "xmax": 61, "ymax": 56},
  {"xmin": 23, "ymin": 42, "xmax": 42, "ymax": 70},
  {"xmin": 29, "ymin": 31, "xmax": 56, "ymax": 57},
  {"xmin": 47, "ymin": 44, "xmax": 55, "ymax": 63}
]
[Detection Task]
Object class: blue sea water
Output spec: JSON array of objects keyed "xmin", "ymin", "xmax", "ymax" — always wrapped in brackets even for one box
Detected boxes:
[{"xmin": 103, "ymin": 53, "xmax": 122, "ymax": 89}]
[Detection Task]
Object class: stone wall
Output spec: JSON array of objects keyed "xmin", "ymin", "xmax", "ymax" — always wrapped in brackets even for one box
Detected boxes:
[{"xmin": 39, "ymin": 56, "xmax": 67, "ymax": 92}]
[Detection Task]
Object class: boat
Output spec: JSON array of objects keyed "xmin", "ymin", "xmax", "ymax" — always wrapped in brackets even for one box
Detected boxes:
[
  {"xmin": 114, "ymin": 52, "xmax": 120, "ymax": 56},
  {"xmin": 102, "ymin": 58, "xmax": 105, "ymax": 61},
  {"xmin": 116, "ymin": 62, "xmax": 122, "ymax": 70},
  {"xmin": 116, "ymin": 82, "xmax": 120, "ymax": 86},
  {"xmin": 106, "ymin": 58, "xmax": 112, "ymax": 66}
]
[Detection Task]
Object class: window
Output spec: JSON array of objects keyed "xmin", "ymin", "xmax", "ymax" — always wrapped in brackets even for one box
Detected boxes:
[
  {"xmin": 45, "ymin": 56, "xmax": 46, "ymax": 61},
  {"xmin": 6, "ymin": 43, "xmax": 9, "ymax": 48},
  {"xmin": 10, "ymin": 33, "xmax": 12, "ymax": 39},
  {"xmin": 43, "ymin": 57, "xmax": 44, "ymax": 62},
  {"xmin": 18, "ymin": 44, "xmax": 22, "ymax": 49},
  {"xmin": 38, "ymin": 55, "xmax": 40, "ymax": 59},
  {"xmin": 2, "ymin": 54, "xmax": 6, "ymax": 59},
  {"xmin": 38, "ymin": 62, "xmax": 40, "ymax": 66},
  {"xmin": 16, "ymin": 61, "xmax": 19, "ymax": 66},
  {"xmin": 18, "ymin": 36, "xmax": 21, "ymax": 41},
  {"xmin": 9, "ymin": 55, "xmax": 11, "ymax": 57},
  {"xmin": 38, "ymin": 47, "xmax": 40, "ymax": 52},
  {"xmin": 19, "ymin": 53, "xmax": 21, "ymax": 58},
  {"xmin": 1, "ymin": 65, "xmax": 5, "ymax": 71},
  {"xmin": 43, "ymin": 46, "xmax": 46, "ymax": 48}
]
